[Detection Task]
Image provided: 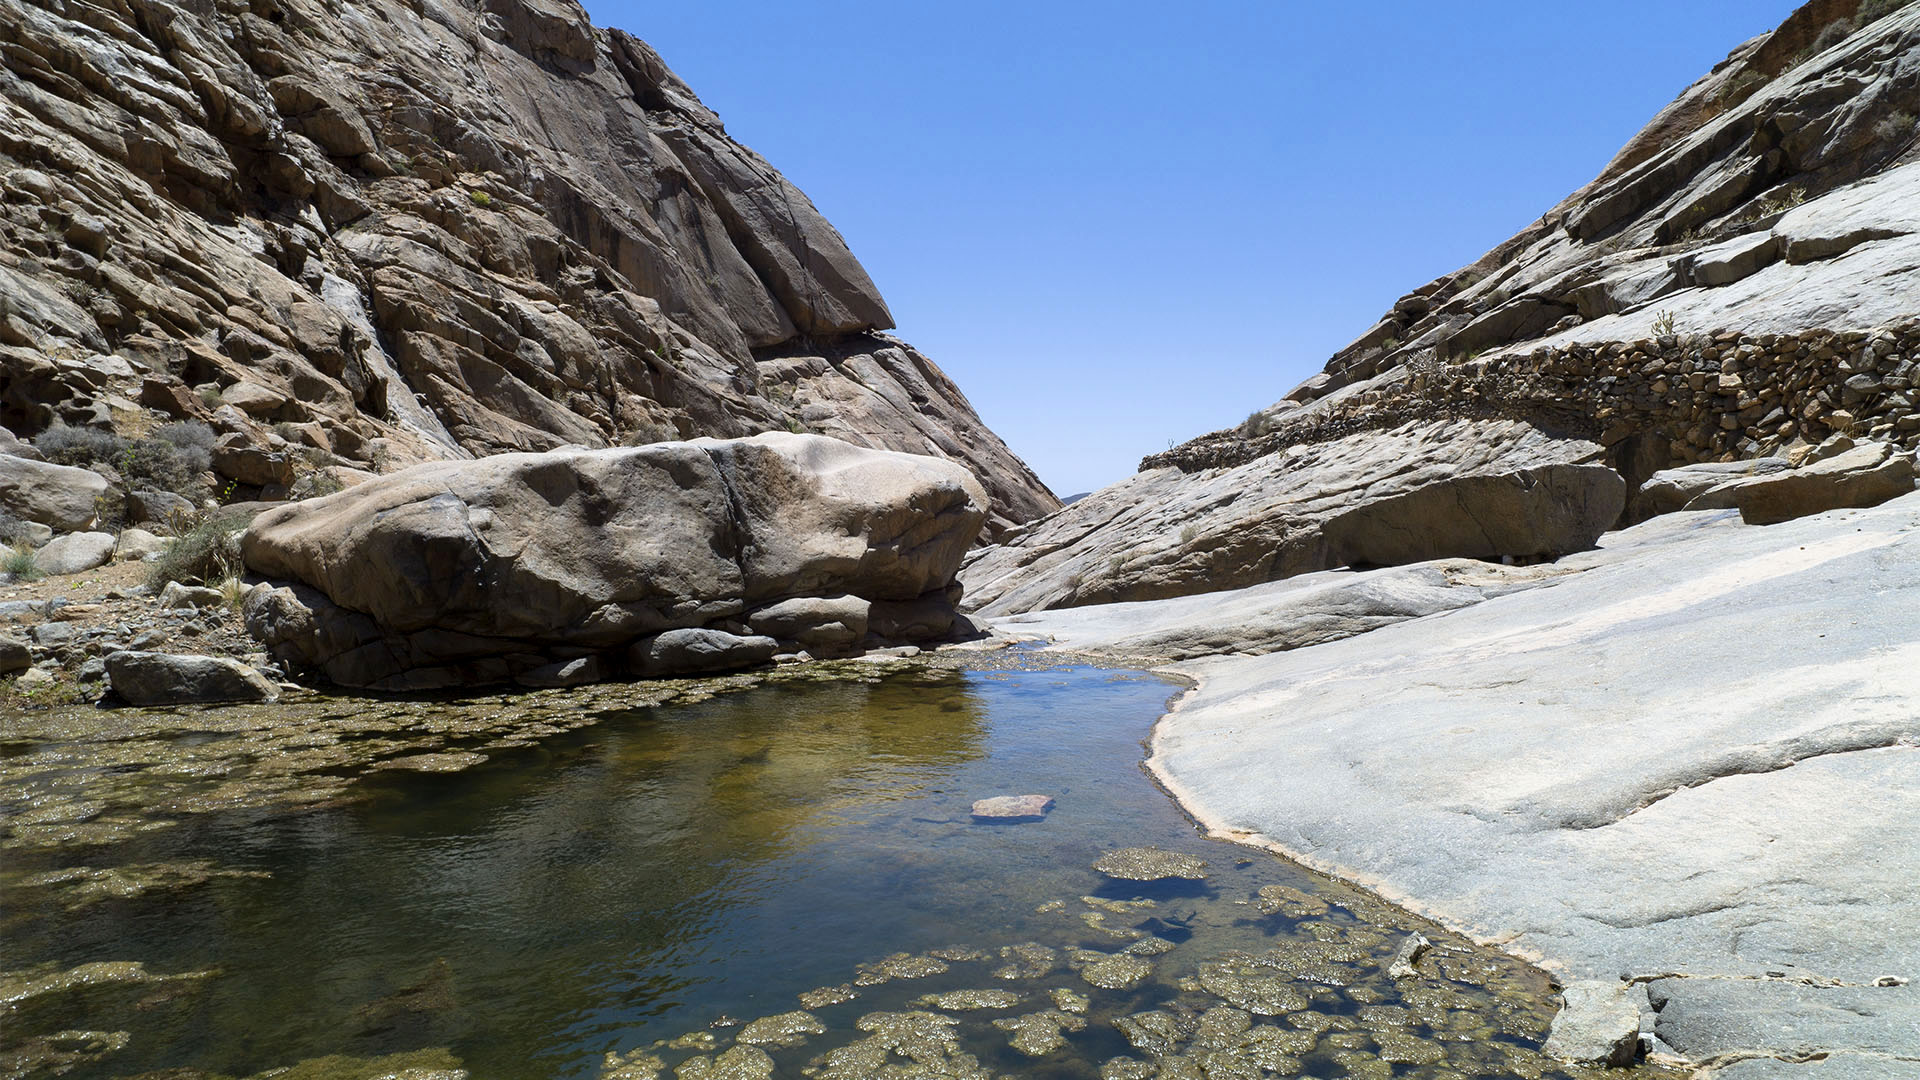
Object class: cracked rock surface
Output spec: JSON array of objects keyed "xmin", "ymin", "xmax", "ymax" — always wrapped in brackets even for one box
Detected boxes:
[
  {"xmin": 0, "ymin": 0, "xmax": 1055, "ymax": 538},
  {"xmin": 1001, "ymin": 490, "xmax": 1920, "ymax": 1072}
]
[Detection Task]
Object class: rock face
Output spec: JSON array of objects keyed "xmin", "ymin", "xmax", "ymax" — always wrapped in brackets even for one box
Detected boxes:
[
  {"xmin": 962, "ymin": 419, "xmax": 1622, "ymax": 615},
  {"xmin": 240, "ymin": 432, "xmax": 987, "ymax": 689},
  {"xmin": 0, "ymin": 0, "xmax": 1055, "ymax": 538}
]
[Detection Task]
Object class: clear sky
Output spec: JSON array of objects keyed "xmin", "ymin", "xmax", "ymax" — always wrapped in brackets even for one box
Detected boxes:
[{"xmin": 580, "ymin": 1, "xmax": 1803, "ymax": 497}]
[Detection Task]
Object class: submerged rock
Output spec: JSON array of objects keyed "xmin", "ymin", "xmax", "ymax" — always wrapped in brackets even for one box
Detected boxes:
[
  {"xmin": 968, "ymin": 794, "xmax": 1054, "ymax": 821},
  {"xmin": 1076, "ymin": 950, "xmax": 1153, "ymax": 991},
  {"xmin": 1093, "ymin": 847, "xmax": 1209, "ymax": 881}
]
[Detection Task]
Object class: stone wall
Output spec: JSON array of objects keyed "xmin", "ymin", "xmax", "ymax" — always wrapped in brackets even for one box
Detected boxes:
[{"xmin": 1147, "ymin": 320, "xmax": 1920, "ymax": 481}]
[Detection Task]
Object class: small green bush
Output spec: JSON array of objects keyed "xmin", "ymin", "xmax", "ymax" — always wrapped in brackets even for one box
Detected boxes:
[
  {"xmin": 145, "ymin": 511, "xmax": 248, "ymax": 591},
  {"xmin": 1858, "ymin": 0, "xmax": 1915, "ymax": 23},
  {"xmin": 468, "ymin": 189, "xmax": 491, "ymax": 207}
]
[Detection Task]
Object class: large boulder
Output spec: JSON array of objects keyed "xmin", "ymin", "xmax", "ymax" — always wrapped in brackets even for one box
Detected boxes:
[
  {"xmin": 0, "ymin": 455, "xmax": 108, "ymax": 532},
  {"xmin": 34, "ymin": 532, "xmax": 116, "ymax": 576},
  {"xmin": 241, "ymin": 433, "xmax": 986, "ymax": 689},
  {"xmin": 105, "ymin": 651, "xmax": 280, "ymax": 705},
  {"xmin": 962, "ymin": 418, "xmax": 1625, "ymax": 615}
]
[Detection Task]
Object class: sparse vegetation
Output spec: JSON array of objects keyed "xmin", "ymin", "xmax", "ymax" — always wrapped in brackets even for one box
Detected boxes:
[
  {"xmin": 1811, "ymin": 18, "xmax": 1855, "ymax": 54},
  {"xmin": 218, "ymin": 575, "xmax": 251, "ymax": 611},
  {"xmin": 1859, "ymin": 0, "xmax": 1917, "ymax": 22},
  {"xmin": 3, "ymin": 543, "xmax": 40, "ymax": 581},
  {"xmin": 1652, "ymin": 310, "xmax": 1678, "ymax": 337},
  {"xmin": 34, "ymin": 423, "xmax": 122, "ymax": 467},
  {"xmin": 1874, "ymin": 110, "xmax": 1917, "ymax": 144},
  {"xmin": 1717, "ymin": 68, "xmax": 1766, "ymax": 108},
  {"xmin": 468, "ymin": 189, "xmax": 492, "ymax": 207},
  {"xmin": 145, "ymin": 510, "xmax": 248, "ymax": 591}
]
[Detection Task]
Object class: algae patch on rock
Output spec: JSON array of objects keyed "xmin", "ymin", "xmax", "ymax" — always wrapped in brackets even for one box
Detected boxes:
[{"xmin": 1093, "ymin": 847, "xmax": 1209, "ymax": 881}]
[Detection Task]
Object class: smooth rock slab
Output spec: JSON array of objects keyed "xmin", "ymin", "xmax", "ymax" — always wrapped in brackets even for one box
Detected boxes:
[
  {"xmin": 105, "ymin": 651, "xmax": 279, "ymax": 705},
  {"xmin": 970, "ymin": 795, "xmax": 1054, "ymax": 821}
]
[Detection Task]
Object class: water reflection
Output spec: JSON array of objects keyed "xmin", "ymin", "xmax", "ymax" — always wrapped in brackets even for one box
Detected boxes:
[{"xmin": 0, "ymin": 665, "xmax": 1655, "ymax": 1080}]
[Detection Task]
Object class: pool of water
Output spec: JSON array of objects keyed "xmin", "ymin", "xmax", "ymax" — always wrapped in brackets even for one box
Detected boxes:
[{"xmin": 0, "ymin": 661, "xmax": 1655, "ymax": 1079}]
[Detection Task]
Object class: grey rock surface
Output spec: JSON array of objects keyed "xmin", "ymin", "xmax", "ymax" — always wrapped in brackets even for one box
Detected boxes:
[
  {"xmin": 1630, "ymin": 457, "xmax": 1791, "ymax": 522},
  {"xmin": 33, "ymin": 532, "xmax": 116, "ymax": 576},
  {"xmin": 1002, "ymin": 493, "xmax": 1920, "ymax": 1070},
  {"xmin": 962, "ymin": 418, "xmax": 1622, "ymax": 615},
  {"xmin": 113, "ymin": 528, "xmax": 170, "ymax": 562},
  {"xmin": 1541, "ymin": 981, "xmax": 1642, "ymax": 1067},
  {"xmin": 629, "ymin": 628, "xmax": 777, "ymax": 677},
  {"xmin": 242, "ymin": 433, "xmax": 982, "ymax": 688},
  {"xmin": 105, "ymin": 650, "xmax": 280, "ymax": 705}
]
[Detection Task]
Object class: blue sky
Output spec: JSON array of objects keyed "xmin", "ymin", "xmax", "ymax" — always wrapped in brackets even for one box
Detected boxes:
[{"xmin": 581, "ymin": 1, "xmax": 1803, "ymax": 496}]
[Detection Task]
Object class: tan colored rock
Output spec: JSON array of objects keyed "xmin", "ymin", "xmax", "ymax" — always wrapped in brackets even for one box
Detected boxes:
[
  {"xmin": 0, "ymin": 456, "xmax": 108, "ymax": 532},
  {"xmin": 240, "ymin": 434, "xmax": 985, "ymax": 688}
]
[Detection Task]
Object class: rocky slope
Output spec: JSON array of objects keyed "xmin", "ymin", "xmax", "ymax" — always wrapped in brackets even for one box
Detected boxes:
[
  {"xmin": 963, "ymin": 0, "xmax": 1920, "ymax": 609},
  {"xmin": 0, "ymin": 0, "xmax": 1056, "ymax": 537}
]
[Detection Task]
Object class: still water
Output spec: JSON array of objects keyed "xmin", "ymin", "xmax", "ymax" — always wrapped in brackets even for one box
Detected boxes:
[{"xmin": 0, "ymin": 662, "xmax": 1651, "ymax": 1079}]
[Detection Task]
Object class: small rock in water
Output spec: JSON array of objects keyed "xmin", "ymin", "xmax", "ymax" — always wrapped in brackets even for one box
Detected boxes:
[
  {"xmin": 925, "ymin": 944, "xmax": 992, "ymax": 963},
  {"xmin": 1387, "ymin": 933, "xmax": 1432, "ymax": 979},
  {"xmin": 1093, "ymin": 847, "xmax": 1209, "ymax": 881},
  {"xmin": 970, "ymin": 794, "xmax": 1054, "ymax": 821}
]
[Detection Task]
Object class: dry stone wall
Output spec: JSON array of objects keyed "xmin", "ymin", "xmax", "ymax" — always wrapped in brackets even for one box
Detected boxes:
[{"xmin": 1150, "ymin": 320, "xmax": 1920, "ymax": 484}]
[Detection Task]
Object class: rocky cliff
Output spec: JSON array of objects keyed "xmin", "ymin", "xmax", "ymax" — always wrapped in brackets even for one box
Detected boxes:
[
  {"xmin": 963, "ymin": 0, "xmax": 1920, "ymax": 611},
  {"xmin": 0, "ymin": 0, "xmax": 1056, "ymax": 537}
]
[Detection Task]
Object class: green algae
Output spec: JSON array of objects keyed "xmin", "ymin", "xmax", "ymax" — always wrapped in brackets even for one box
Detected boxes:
[{"xmin": 1093, "ymin": 847, "xmax": 1209, "ymax": 881}]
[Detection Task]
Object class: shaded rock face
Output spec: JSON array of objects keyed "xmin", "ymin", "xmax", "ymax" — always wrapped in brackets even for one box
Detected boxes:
[
  {"xmin": 0, "ymin": 0, "xmax": 1054, "ymax": 538},
  {"xmin": 962, "ymin": 419, "xmax": 1622, "ymax": 615},
  {"xmin": 240, "ymin": 433, "xmax": 987, "ymax": 689}
]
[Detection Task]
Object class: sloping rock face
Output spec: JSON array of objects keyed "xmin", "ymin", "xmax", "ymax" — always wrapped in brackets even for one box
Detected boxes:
[
  {"xmin": 240, "ymin": 433, "xmax": 987, "ymax": 689},
  {"xmin": 0, "ymin": 0, "xmax": 1054, "ymax": 537},
  {"xmin": 962, "ymin": 419, "xmax": 1622, "ymax": 615},
  {"xmin": 970, "ymin": 2, "xmax": 1920, "ymax": 611}
]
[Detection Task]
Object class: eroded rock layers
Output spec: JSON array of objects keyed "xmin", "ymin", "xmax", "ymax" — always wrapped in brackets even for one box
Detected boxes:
[{"xmin": 0, "ymin": 0, "xmax": 1055, "ymax": 537}]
